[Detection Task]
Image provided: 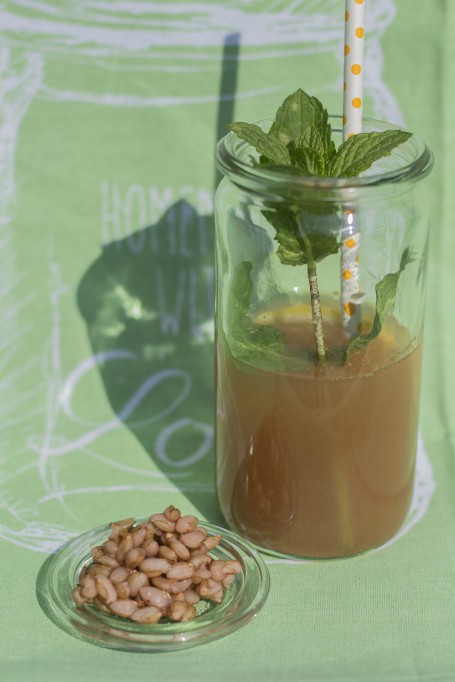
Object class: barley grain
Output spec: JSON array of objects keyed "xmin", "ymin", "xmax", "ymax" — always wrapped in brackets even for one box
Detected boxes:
[
  {"xmin": 169, "ymin": 540, "xmax": 190, "ymax": 561},
  {"xmin": 72, "ymin": 587, "xmax": 87, "ymax": 606},
  {"xmin": 168, "ymin": 600, "xmax": 187, "ymax": 622},
  {"xmin": 190, "ymin": 553, "xmax": 211, "ymax": 568},
  {"xmin": 169, "ymin": 578, "xmax": 192, "ymax": 594},
  {"xmin": 95, "ymin": 575, "xmax": 117, "ymax": 603},
  {"xmin": 88, "ymin": 564, "xmax": 112, "ymax": 578},
  {"xmin": 158, "ymin": 545, "xmax": 177, "ymax": 562},
  {"xmin": 109, "ymin": 566, "xmax": 130, "ymax": 584},
  {"xmin": 181, "ymin": 604, "xmax": 197, "ymax": 622},
  {"xmin": 117, "ymin": 534, "xmax": 134, "ymax": 562},
  {"xmin": 201, "ymin": 535, "xmax": 222, "ymax": 551},
  {"xmin": 151, "ymin": 576, "xmax": 175, "ymax": 592},
  {"xmin": 181, "ymin": 530, "xmax": 206, "ymax": 549},
  {"xmin": 91, "ymin": 547, "xmax": 104, "ymax": 562},
  {"xmin": 127, "ymin": 571, "xmax": 149, "ymax": 597},
  {"xmin": 81, "ymin": 575, "xmax": 97, "ymax": 599},
  {"xmin": 139, "ymin": 558, "xmax": 170, "ymax": 578},
  {"xmin": 97, "ymin": 554, "xmax": 120, "ymax": 569},
  {"xmin": 164, "ymin": 505, "xmax": 181, "ymax": 522},
  {"xmin": 183, "ymin": 589, "xmax": 200, "ymax": 605},
  {"xmin": 132, "ymin": 526, "xmax": 146, "ymax": 548},
  {"xmin": 115, "ymin": 517, "xmax": 135, "ymax": 530},
  {"xmin": 130, "ymin": 606, "xmax": 162, "ymax": 624},
  {"xmin": 115, "ymin": 581, "xmax": 131, "ymax": 600},
  {"xmin": 109, "ymin": 599, "xmax": 137, "ymax": 618},
  {"xmin": 102, "ymin": 540, "xmax": 118, "ymax": 555},
  {"xmin": 139, "ymin": 586, "xmax": 171, "ymax": 610},
  {"xmin": 150, "ymin": 514, "xmax": 175, "ymax": 533},
  {"xmin": 175, "ymin": 515, "xmax": 198, "ymax": 534},
  {"xmin": 142, "ymin": 539, "xmax": 159, "ymax": 557},
  {"xmin": 94, "ymin": 597, "xmax": 111, "ymax": 613},
  {"xmin": 166, "ymin": 562, "xmax": 194, "ymax": 580},
  {"xmin": 222, "ymin": 574, "xmax": 236, "ymax": 590},
  {"xmin": 124, "ymin": 548, "xmax": 145, "ymax": 569}
]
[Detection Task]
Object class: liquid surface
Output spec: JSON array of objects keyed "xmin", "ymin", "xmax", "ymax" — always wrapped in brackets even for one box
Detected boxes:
[{"xmin": 216, "ymin": 306, "xmax": 422, "ymax": 558}]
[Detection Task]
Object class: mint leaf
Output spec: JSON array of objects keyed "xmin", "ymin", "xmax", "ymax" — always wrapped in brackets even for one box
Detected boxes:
[
  {"xmin": 228, "ymin": 262, "xmax": 285, "ymax": 367},
  {"xmin": 329, "ymin": 130, "xmax": 413, "ymax": 177},
  {"xmin": 263, "ymin": 209, "xmax": 340, "ymax": 266},
  {"xmin": 290, "ymin": 146, "xmax": 325, "ymax": 176},
  {"xmin": 285, "ymin": 127, "xmax": 325, "ymax": 175},
  {"xmin": 270, "ymin": 90, "xmax": 323, "ymax": 144},
  {"xmin": 301, "ymin": 121, "xmax": 335, "ymax": 168},
  {"xmin": 269, "ymin": 89, "xmax": 336, "ymax": 166},
  {"xmin": 269, "ymin": 89, "xmax": 316, "ymax": 145},
  {"xmin": 228, "ymin": 122, "xmax": 291, "ymax": 165},
  {"xmin": 320, "ymin": 114, "xmax": 337, "ymax": 165},
  {"xmin": 263, "ymin": 210, "xmax": 305, "ymax": 266},
  {"xmin": 300, "ymin": 126, "xmax": 325, "ymax": 160},
  {"xmin": 345, "ymin": 248, "xmax": 414, "ymax": 359}
]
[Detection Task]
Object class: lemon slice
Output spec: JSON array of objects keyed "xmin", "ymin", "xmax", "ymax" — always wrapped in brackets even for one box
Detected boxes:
[{"xmin": 252, "ymin": 302, "xmax": 341, "ymax": 327}]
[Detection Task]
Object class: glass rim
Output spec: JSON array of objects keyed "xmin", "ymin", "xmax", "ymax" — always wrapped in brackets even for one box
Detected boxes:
[{"xmin": 215, "ymin": 116, "xmax": 434, "ymax": 197}]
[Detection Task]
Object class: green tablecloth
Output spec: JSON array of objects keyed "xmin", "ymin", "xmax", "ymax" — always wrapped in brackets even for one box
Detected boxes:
[{"xmin": 1, "ymin": 1, "xmax": 454, "ymax": 679}]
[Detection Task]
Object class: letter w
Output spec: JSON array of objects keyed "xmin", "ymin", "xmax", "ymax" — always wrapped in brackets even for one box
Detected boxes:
[{"xmin": 156, "ymin": 267, "xmax": 186, "ymax": 336}]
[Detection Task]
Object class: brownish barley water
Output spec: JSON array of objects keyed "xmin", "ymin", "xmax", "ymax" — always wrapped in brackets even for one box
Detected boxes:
[{"xmin": 216, "ymin": 308, "xmax": 422, "ymax": 558}]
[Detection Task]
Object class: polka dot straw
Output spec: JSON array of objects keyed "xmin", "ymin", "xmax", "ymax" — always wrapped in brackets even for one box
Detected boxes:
[
  {"xmin": 343, "ymin": 0, "xmax": 365, "ymax": 139},
  {"xmin": 341, "ymin": 0, "xmax": 365, "ymax": 337}
]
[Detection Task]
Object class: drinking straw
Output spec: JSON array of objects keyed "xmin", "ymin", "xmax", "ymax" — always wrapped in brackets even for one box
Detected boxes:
[{"xmin": 341, "ymin": 0, "xmax": 365, "ymax": 337}]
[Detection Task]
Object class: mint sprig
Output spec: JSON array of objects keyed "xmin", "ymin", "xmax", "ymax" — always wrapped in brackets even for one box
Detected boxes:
[
  {"xmin": 228, "ymin": 88, "xmax": 413, "ymax": 366},
  {"xmin": 229, "ymin": 89, "xmax": 412, "ymax": 181}
]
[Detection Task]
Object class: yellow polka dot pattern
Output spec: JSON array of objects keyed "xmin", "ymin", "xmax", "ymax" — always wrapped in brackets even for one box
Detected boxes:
[
  {"xmin": 343, "ymin": 0, "xmax": 365, "ymax": 140},
  {"xmin": 340, "ymin": 225, "xmax": 361, "ymax": 332},
  {"xmin": 342, "ymin": 2, "xmax": 365, "ymax": 336},
  {"xmin": 343, "ymin": 302, "xmax": 356, "ymax": 317}
]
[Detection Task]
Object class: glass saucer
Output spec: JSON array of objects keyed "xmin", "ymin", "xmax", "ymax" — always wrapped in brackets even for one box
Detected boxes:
[{"xmin": 43, "ymin": 520, "xmax": 270, "ymax": 652}]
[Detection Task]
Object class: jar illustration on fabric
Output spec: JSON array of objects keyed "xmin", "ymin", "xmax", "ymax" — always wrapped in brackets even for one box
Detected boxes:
[{"xmin": 0, "ymin": 0, "xmax": 435, "ymax": 553}]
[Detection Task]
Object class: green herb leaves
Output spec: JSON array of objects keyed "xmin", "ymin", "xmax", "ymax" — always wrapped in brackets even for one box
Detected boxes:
[
  {"xmin": 328, "ymin": 130, "xmax": 413, "ymax": 177},
  {"xmin": 263, "ymin": 209, "xmax": 340, "ymax": 266},
  {"xmin": 228, "ymin": 123, "xmax": 291, "ymax": 166},
  {"xmin": 227, "ymin": 262, "xmax": 285, "ymax": 369},
  {"xmin": 345, "ymin": 248, "xmax": 414, "ymax": 360},
  {"xmin": 229, "ymin": 90, "xmax": 334, "ymax": 176},
  {"xmin": 269, "ymin": 89, "xmax": 336, "ymax": 167},
  {"xmin": 229, "ymin": 88, "xmax": 411, "ymax": 179},
  {"xmin": 227, "ymin": 88, "xmax": 415, "ymax": 367}
]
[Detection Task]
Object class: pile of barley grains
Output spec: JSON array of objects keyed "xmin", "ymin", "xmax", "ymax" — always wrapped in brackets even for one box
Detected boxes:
[{"xmin": 71, "ymin": 507, "xmax": 242, "ymax": 624}]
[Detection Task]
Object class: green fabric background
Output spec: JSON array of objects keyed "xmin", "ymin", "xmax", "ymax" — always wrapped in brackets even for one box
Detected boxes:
[{"xmin": 1, "ymin": 0, "xmax": 454, "ymax": 680}]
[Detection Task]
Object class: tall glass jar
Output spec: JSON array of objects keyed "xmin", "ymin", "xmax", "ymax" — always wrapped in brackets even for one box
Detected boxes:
[{"xmin": 214, "ymin": 118, "xmax": 433, "ymax": 559}]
